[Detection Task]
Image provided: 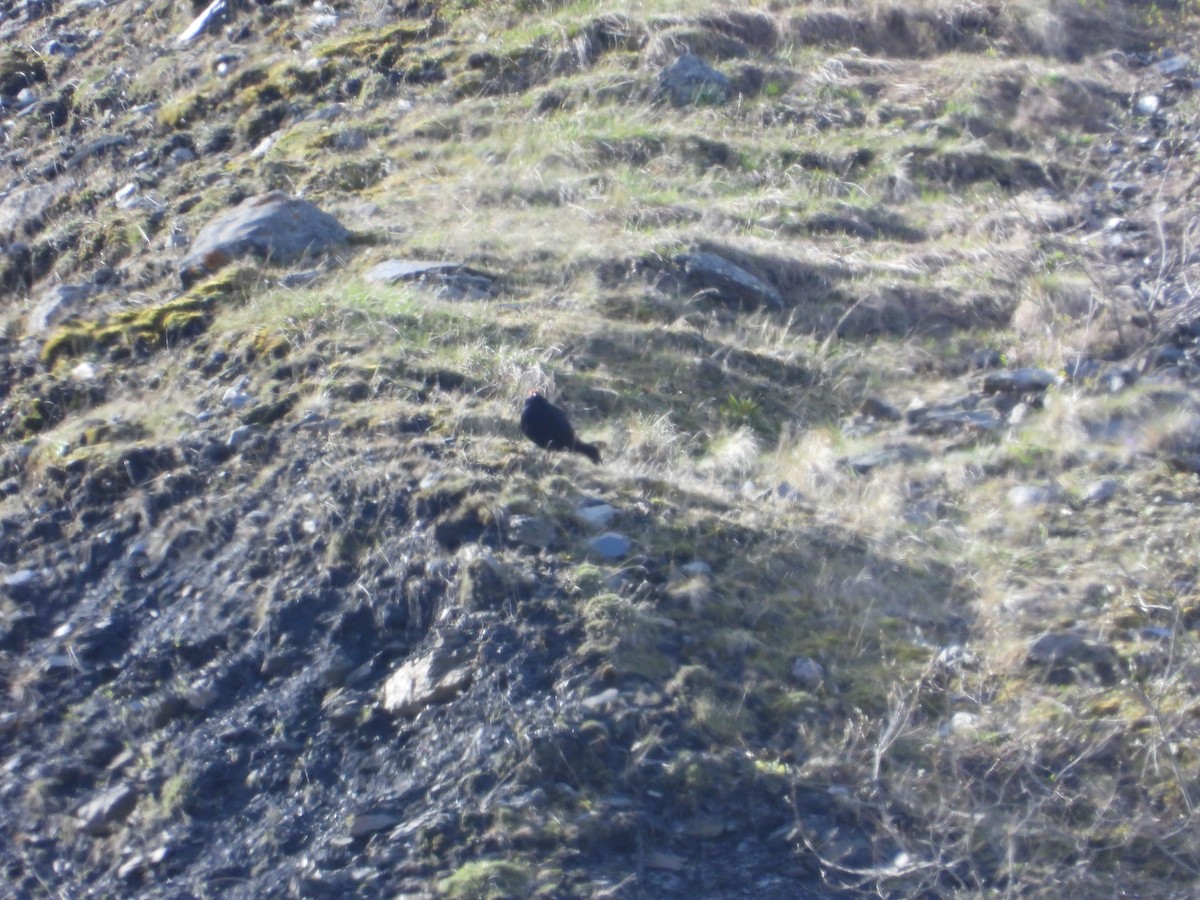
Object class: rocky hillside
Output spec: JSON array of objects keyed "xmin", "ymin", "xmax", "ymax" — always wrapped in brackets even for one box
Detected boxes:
[{"xmin": 2, "ymin": 0, "xmax": 1200, "ymax": 896}]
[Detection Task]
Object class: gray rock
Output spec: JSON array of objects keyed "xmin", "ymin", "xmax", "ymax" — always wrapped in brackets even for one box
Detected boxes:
[
  {"xmin": 588, "ymin": 532, "xmax": 631, "ymax": 559},
  {"xmin": 790, "ymin": 657, "xmax": 825, "ymax": 689},
  {"xmin": 775, "ymin": 482, "xmax": 803, "ymax": 503},
  {"xmin": 26, "ymin": 283, "xmax": 93, "ymax": 334},
  {"xmin": 1155, "ymin": 53, "xmax": 1190, "ymax": 76},
  {"xmin": 227, "ymin": 425, "xmax": 256, "ymax": 449},
  {"xmin": 573, "ymin": 502, "xmax": 615, "ymax": 530},
  {"xmin": 380, "ymin": 648, "xmax": 474, "ymax": 716},
  {"xmin": 1007, "ymin": 484, "xmax": 1057, "ymax": 508},
  {"xmin": 1134, "ymin": 94, "xmax": 1160, "ymax": 116},
  {"xmin": 2, "ymin": 568, "xmax": 39, "ymax": 600},
  {"xmin": 179, "ymin": 192, "xmax": 350, "ymax": 288},
  {"xmin": 1082, "ymin": 478, "xmax": 1119, "ymax": 505},
  {"xmin": 77, "ymin": 783, "xmax": 138, "ymax": 834},
  {"xmin": 659, "ymin": 54, "xmax": 731, "ymax": 105},
  {"xmin": 66, "ymin": 135, "xmax": 131, "ymax": 170},
  {"xmin": 679, "ymin": 560, "xmax": 713, "ymax": 578},
  {"xmin": 169, "ymin": 146, "xmax": 197, "ymax": 165},
  {"xmin": 363, "ymin": 259, "xmax": 498, "ymax": 300},
  {"xmin": 177, "ymin": 0, "xmax": 228, "ymax": 44},
  {"xmin": 0, "ymin": 180, "xmax": 72, "ymax": 242},
  {"xmin": 580, "ymin": 687, "xmax": 620, "ymax": 711},
  {"xmin": 506, "ymin": 514, "xmax": 555, "ymax": 549},
  {"xmin": 677, "ymin": 250, "xmax": 783, "ymax": 309},
  {"xmin": 331, "ymin": 128, "xmax": 368, "ymax": 151},
  {"xmin": 222, "ymin": 382, "xmax": 253, "ymax": 410},
  {"xmin": 938, "ymin": 711, "xmax": 980, "ymax": 738}
]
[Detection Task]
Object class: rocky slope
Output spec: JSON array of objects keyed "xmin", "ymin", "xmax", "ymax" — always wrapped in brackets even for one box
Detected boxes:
[{"xmin": 2, "ymin": 1, "xmax": 1200, "ymax": 897}]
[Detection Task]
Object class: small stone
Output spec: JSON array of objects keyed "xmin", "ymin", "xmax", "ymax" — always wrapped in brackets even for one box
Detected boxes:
[
  {"xmin": 1082, "ymin": 478, "xmax": 1119, "ymax": 505},
  {"xmin": 588, "ymin": 532, "xmax": 631, "ymax": 559},
  {"xmin": 331, "ymin": 129, "xmax": 367, "ymax": 151},
  {"xmin": 580, "ymin": 687, "xmax": 620, "ymax": 711},
  {"xmin": 348, "ymin": 811, "xmax": 402, "ymax": 838},
  {"xmin": 659, "ymin": 54, "xmax": 731, "ymax": 106},
  {"xmin": 222, "ymin": 383, "xmax": 253, "ymax": 409},
  {"xmin": 679, "ymin": 560, "xmax": 713, "ymax": 578},
  {"xmin": 790, "ymin": 657, "xmax": 825, "ymax": 689},
  {"xmin": 573, "ymin": 502, "xmax": 616, "ymax": 530},
  {"xmin": 938, "ymin": 711, "xmax": 980, "ymax": 738},
  {"xmin": 170, "ymin": 146, "xmax": 197, "ymax": 165},
  {"xmin": 117, "ymin": 854, "xmax": 146, "ymax": 880},
  {"xmin": 380, "ymin": 649, "xmax": 474, "ymax": 716},
  {"xmin": 775, "ymin": 482, "xmax": 803, "ymax": 503},
  {"xmin": 227, "ymin": 425, "xmax": 255, "ymax": 449},
  {"xmin": 77, "ymin": 784, "xmax": 138, "ymax": 834},
  {"xmin": 1134, "ymin": 94, "xmax": 1160, "ymax": 116},
  {"xmin": 1007, "ymin": 484, "xmax": 1056, "ymax": 508},
  {"xmin": 3, "ymin": 568, "xmax": 39, "ymax": 590},
  {"xmin": 1155, "ymin": 54, "xmax": 1190, "ymax": 76},
  {"xmin": 363, "ymin": 259, "xmax": 498, "ymax": 300},
  {"xmin": 677, "ymin": 250, "xmax": 783, "ymax": 309},
  {"xmin": 506, "ymin": 514, "xmax": 555, "ymax": 550},
  {"xmin": 26, "ymin": 283, "xmax": 93, "ymax": 334}
]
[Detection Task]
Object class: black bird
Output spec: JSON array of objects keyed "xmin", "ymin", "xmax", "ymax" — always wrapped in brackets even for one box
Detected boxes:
[{"xmin": 520, "ymin": 390, "xmax": 601, "ymax": 464}]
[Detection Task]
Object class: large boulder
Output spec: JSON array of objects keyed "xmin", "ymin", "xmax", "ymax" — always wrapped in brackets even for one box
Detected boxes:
[{"xmin": 178, "ymin": 192, "xmax": 350, "ymax": 288}]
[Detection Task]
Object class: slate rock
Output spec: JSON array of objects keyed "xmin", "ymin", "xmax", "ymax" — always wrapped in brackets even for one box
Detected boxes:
[
  {"xmin": 676, "ymin": 250, "xmax": 783, "ymax": 309},
  {"xmin": 659, "ymin": 54, "xmax": 731, "ymax": 105},
  {"xmin": 363, "ymin": 259, "xmax": 498, "ymax": 300},
  {"xmin": 179, "ymin": 192, "xmax": 350, "ymax": 288}
]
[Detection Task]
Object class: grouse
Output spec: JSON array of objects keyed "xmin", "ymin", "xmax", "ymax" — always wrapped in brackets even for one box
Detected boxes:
[{"xmin": 520, "ymin": 390, "xmax": 601, "ymax": 464}]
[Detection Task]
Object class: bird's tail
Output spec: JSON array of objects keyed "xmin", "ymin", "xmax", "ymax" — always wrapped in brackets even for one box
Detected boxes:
[{"xmin": 575, "ymin": 441, "xmax": 602, "ymax": 464}]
